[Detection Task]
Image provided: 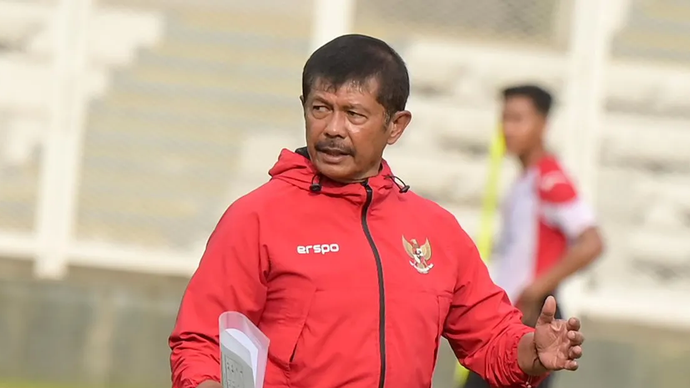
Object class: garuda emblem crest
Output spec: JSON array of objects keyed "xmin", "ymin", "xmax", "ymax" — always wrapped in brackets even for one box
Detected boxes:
[{"xmin": 402, "ymin": 236, "xmax": 433, "ymax": 274}]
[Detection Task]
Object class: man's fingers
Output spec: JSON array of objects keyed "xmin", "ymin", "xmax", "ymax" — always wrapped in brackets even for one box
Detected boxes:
[
  {"xmin": 566, "ymin": 317, "xmax": 581, "ymax": 331},
  {"xmin": 568, "ymin": 345, "xmax": 583, "ymax": 359},
  {"xmin": 567, "ymin": 330, "xmax": 585, "ymax": 345},
  {"xmin": 537, "ymin": 296, "xmax": 557, "ymax": 324},
  {"xmin": 565, "ymin": 360, "xmax": 579, "ymax": 371}
]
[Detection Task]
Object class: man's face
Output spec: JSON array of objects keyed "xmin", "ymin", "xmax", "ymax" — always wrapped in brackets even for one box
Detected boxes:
[
  {"xmin": 302, "ymin": 78, "xmax": 411, "ymax": 183},
  {"xmin": 501, "ymin": 96, "xmax": 546, "ymax": 156}
]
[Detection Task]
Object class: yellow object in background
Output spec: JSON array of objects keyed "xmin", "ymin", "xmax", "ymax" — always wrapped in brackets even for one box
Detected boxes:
[{"xmin": 454, "ymin": 125, "xmax": 506, "ymax": 386}]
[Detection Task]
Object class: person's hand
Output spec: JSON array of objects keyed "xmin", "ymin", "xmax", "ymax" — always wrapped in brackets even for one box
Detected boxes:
[
  {"xmin": 197, "ymin": 380, "xmax": 223, "ymax": 388},
  {"xmin": 534, "ymin": 296, "xmax": 584, "ymax": 371}
]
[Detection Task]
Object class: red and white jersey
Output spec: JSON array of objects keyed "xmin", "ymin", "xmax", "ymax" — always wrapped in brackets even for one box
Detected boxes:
[{"xmin": 492, "ymin": 156, "xmax": 597, "ymax": 304}]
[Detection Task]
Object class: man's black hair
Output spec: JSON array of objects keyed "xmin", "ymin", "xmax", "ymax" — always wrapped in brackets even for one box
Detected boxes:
[
  {"xmin": 302, "ymin": 34, "xmax": 410, "ymax": 119},
  {"xmin": 502, "ymin": 84, "xmax": 553, "ymax": 117}
]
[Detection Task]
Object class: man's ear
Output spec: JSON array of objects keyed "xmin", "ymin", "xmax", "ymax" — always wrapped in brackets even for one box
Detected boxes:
[
  {"xmin": 386, "ymin": 110, "xmax": 412, "ymax": 145},
  {"xmin": 299, "ymin": 95, "xmax": 307, "ymax": 118}
]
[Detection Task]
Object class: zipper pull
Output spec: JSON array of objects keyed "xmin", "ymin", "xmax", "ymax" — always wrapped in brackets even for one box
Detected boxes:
[{"xmin": 361, "ymin": 180, "xmax": 373, "ymax": 197}]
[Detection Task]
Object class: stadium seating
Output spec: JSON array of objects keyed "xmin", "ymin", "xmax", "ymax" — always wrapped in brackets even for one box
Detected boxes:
[
  {"xmin": 0, "ymin": 0, "xmax": 689, "ymax": 294},
  {"xmin": 0, "ymin": 2, "xmax": 159, "ymax": 234},
  {"xmin": 75, "ymin": 1, "xmax": 311, "ymax": 249},
  {"xmin": 393, "ymin": 0, "xmax": 690, "ymax": 292},
  {"xmin": 613, "ymin": 0, "xmax": 690, "ymax": 64},
  {"xmin": 598, "ymin": 78, "xmax": 690, "ymax": 290},
  {"xmin": 0, "ymin": 0, "xmax": 312, "ymax": 251}
]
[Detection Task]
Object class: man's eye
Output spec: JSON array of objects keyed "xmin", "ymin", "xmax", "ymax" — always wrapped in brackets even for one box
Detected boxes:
[
  {"xmin": 313, "ymin": 105, "xmax": 328, "ymax": 112},
  {"xmin": 347, "ymin": 111, "xmax": 362, "ymax": 117}
]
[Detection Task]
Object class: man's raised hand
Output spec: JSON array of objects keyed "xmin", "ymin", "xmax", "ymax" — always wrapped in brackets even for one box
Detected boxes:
[{"xmin": 533, "ymin": 296, "xmax": 584, "ymax": 371}]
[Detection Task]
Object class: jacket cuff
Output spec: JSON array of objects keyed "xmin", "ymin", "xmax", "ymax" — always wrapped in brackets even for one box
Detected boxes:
[{"xmin": 507, "ymin": 329, "xmax": 548, "ymax": 388}]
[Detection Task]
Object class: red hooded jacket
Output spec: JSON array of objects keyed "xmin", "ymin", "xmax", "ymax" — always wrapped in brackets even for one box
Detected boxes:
[{"xmin": 169, "ymin": 148, "xmax": 542, "ymax": 388}]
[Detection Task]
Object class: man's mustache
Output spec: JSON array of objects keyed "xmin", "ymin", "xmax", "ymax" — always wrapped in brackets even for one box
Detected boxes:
[{"xmin": 315, "ymin": 140, "xmax": 354, "ymax": 156}]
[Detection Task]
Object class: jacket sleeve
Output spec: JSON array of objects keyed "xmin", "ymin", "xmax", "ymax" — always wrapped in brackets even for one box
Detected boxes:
[
  {"xmin": 169, "ymin": 202, "xmax": 269, "ymax": 388},
  {"xmin": 442, "ymin": 227, "xmax": 545, "ymax": 387}
]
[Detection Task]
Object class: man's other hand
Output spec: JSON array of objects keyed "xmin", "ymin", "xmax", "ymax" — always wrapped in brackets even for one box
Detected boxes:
[
  {"xmin": 534, "ymin": 296, "xmax": 584, "ymax": 371},
  {"xmin": 197, "ymin": 380, "xmax": 223, "ymax": 388}
]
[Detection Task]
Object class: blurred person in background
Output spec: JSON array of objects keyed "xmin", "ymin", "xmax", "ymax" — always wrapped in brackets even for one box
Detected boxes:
[
  {"xmin": 169, "ymin": 36, "xmax": 586, "ymax": 388},
  {"xmin": 464, "ymin": 85, "xmax": 604, "ymax": 388}
]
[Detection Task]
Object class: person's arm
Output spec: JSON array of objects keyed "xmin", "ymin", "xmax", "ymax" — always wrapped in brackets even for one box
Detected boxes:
[
  {"xmin": 169, "ymin": 202, "xmax": 269, "ymax": 388},
  {"xmin": 518, "ymin": 170, "xmax": 604, "ymax": 317},
  {"xmin": 526, "ymin": 227, "xmax": 602, "ymax": 297},
  {"xmin": 443, "ymin": 225, "xmax": 548, "ymax": 387}
]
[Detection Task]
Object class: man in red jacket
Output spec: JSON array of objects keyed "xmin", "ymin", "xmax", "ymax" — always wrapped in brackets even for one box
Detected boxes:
[{"xmin": 169, "ymin": 34, "xmax": 585, "ymax": 388}]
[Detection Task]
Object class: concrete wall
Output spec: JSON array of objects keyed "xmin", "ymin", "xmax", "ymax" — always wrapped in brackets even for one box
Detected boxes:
[
  {"xmin": 0, "ymin": 260, "xmax": 186, "ymax": 388},
  {"xmin": 1, "ymin": 258, "xmax": 689, "ymax": 388}
]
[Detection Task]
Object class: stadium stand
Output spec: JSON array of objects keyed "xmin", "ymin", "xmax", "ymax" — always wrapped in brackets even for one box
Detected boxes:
[
  {"xmin": 0, "ymin": 0, "xmax": 690, "ymax": 288},
  {"xmin": 602, "ymin": 0, "xmax": 690, "ymax": 293},
  {"xmin": 379, "ymin": 0, "xmax": 690, "ymax": 295},
  {"xmin": 1, "ymin": 0, "xmax": 688, "ymax": 293},
  {"xmin": 74, "ymin": 0, "xmax": 311, "ymax": 251},
  {"xmin": 613, "ymin": 0, "xmax": 690, "ymax": 64},
  {"xmin": 0, "ymin": 0, "xmax": 163, "ymax": 235}
]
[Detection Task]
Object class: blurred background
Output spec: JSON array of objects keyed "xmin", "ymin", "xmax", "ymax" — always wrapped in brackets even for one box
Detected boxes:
[{"xmin": 0, "ymin": 0, "xmax": 689, "ymax": 387}]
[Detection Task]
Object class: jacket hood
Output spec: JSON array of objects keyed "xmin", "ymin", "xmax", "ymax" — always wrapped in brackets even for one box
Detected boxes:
[{"xmin": 268, "ymin": 147, "xmax": 409, "ymax": 203}]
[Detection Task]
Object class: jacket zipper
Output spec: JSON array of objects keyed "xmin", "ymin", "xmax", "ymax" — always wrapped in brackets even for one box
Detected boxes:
[{"xmin": 361, "ymin": 182, "xmax": 386, "ymax": 388}]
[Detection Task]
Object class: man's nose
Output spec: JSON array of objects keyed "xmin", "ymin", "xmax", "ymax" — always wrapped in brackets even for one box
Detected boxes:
[{"xmin": 323, "ymin": 111, "xmax": 347, "ymax": 137}]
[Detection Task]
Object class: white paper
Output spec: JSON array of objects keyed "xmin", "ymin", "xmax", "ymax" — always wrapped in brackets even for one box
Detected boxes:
[
  {"xmin": 221, "ymin": 353, "xmax": 253, "ymax": 388},
  {"xmin": 219, "ymin": 312, "xmax": 270, "ymax": 388},
  {"xmin": 220, "ymin": 330, "xmax": 255, "ymax": 388},
  {"xmin": 225, "ymin": 328, "xmax": 259, "ymax": 383}
]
